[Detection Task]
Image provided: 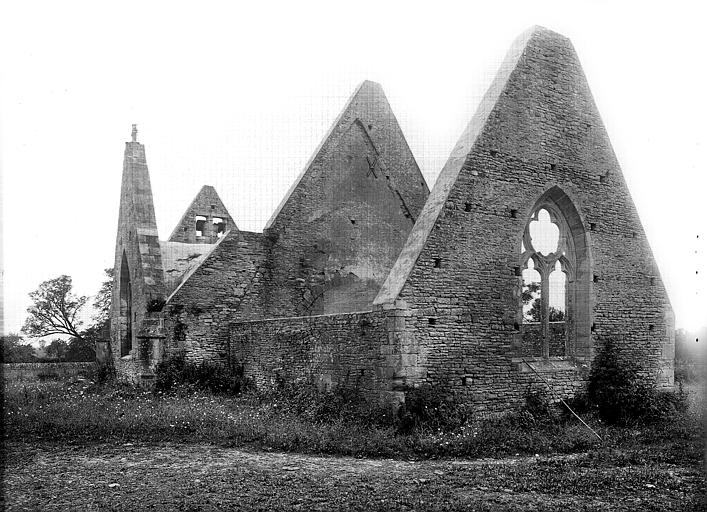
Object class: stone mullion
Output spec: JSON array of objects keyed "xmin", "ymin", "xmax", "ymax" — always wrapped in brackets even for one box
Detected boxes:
[{"xmin": 539, "ymin": 264, "xmax": 551, "ymax": 359}]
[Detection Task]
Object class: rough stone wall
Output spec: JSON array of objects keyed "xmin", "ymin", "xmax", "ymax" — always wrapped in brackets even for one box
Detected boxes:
[
  {"xmin": 162, "ymin": 230, "xmax": 268, "ymax": 365},
  {"xmin": 375, "ymin": 27, "xmax": 673, "ymax": 414},
  {"xmin": 262, "ymin": 81, "xmax": 429, "ymax": 318},
  {"xmin": 110, "ymin": 136, "xmax": 167, "ymax": 382},
  {"xmin": 229, "ymin": 307, "xmax": 422, "ymax": 404},
  {"xmin": 168, "ymin": 185, "xmax": 236, "ymax": 244}
]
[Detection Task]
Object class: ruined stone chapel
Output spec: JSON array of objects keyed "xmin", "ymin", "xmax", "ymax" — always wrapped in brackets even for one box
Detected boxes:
[{"xmin": 110, "ymin": 27, "xmax": 674, "ymax": 413}]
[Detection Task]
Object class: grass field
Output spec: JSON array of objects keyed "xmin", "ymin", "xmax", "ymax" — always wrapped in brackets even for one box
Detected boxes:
[{"xmin": 3, "ymin": 378, "xmax": 705, "ymax": 510}]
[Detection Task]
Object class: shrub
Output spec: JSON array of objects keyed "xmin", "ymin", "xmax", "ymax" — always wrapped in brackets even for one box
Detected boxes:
[
  {"xmin": 154, "ymin": 352, "xmax": 247, "ymax": 395},
  {"xmin": 578, "ymin": 339, "xmax": 688, "ymax": 425},
  {"xmin": 396, "ymin": 385, "xmax": 468, "ymax": 433},
  {"xmin": 260, "ymin": 376, "xmax": 394, "ymax": 426},
  {"xmin": 522, "ymin": 387, "xmax": 560, "ymax": 424}
]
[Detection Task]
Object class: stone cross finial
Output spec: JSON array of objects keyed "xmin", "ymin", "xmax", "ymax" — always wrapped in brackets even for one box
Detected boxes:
[{"xmin": 131, "ymin": 124, "xmax": 138, "ymax": 142}]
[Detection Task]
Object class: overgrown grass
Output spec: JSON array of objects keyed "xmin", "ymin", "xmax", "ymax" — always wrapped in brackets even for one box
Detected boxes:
[{"xmin": 4, "ymin": 375, "xmax": 704, "ymax": 462}]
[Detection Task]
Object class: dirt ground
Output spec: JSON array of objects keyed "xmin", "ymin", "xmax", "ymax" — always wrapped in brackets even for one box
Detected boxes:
[{"xmin": 3, "ymin": 442, "xmax": 704, "ymax": 511}]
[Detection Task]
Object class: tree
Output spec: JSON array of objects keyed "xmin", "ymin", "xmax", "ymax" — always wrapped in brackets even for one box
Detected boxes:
[
  {"xmin": 527, "ymin": 301, "xmax": 565, "ymax": 323},
  {"xmin": 92, "ymin": 268, "xmax": 114, "ymax": 327},
  {"xmin": 1, "ymin": 333, "xmax": 37, "ymax": 363},
  {"xmin": 65, "ymin": 336, "xmax": 95, "ymax": 361},
  {"xmin": 46, "ymin": 338, "xmax": 69, "ymax": 361},
  {"xmin": 521, "ymin": 282, "xmax": 540, "ymax": 306},
  {"xmin": 22, "ymin": 275, "xmax": 88, "ymax": 340}
]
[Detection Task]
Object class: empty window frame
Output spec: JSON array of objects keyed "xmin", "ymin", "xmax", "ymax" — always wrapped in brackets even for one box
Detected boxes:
[
  {"xmin": 195, "ymin": 215, "xmax": 207, "ymax": 237},
  {"xmin": 213, "ymin": 217, "xmax": 226, "ymax": 237}
]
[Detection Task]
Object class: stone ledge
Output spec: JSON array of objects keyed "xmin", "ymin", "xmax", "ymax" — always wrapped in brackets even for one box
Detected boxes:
[{"xmin": 512, "ymin": 357, "xmax": 580, "ymax": 373}]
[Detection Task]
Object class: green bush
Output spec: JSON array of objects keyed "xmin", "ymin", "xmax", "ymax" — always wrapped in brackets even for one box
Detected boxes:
[
  {"xmin": 396, "ymin": 385, "xmax": 468, "ymax": 433},
  {"xmin": 154, "ymin": 352, "xmax": 248, "ymax": 395},
  {"xmin": 578, "ymin": 339, "xmax": 688, "ymax": 426}
]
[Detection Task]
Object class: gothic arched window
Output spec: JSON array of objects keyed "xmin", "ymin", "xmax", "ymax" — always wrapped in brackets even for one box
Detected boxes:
[
  {"xmin": 518, "ymin": 187, "xmax": 592, "ymax": 360},
  {"xmin": 520, "ymin": 205, "xmax": 576, "ymax": 358}
]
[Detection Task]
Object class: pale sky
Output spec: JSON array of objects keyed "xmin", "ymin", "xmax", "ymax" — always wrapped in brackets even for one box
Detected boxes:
[{"xmin": 1, "ymin": 1, "xmax": 705, "ymax": 336}]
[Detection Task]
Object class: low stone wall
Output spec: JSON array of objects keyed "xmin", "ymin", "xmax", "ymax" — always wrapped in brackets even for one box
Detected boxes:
[
  {"xmin": 2, "ymin": 362, "xmax": 96, "ymax": 382},
  {"xmin": 229, "ymin": 310, "xmax": 390, "ymax": 395},
  {"xmin": 228, "ymin": 306, "xmax": 426, "ymax": 405}
]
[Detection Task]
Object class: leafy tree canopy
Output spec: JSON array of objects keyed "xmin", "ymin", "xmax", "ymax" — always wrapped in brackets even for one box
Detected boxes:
[
  {"xmin": 1, "ymin": 333, "xmax": 37, "ymax": 363},
  {"xmin": 22, "ymin": 275, "xmax": 87, "ymax": 340}
]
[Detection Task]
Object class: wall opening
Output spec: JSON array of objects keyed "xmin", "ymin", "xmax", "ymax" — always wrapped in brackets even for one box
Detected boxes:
[
  {"xmin": 195, "ymin": 215, "xmax": 207, "ymax": 237},
  {"xmin": 213, "ymin": 217, "xmax": 226, "ymax": 238},
  {"xmin": 119, "ymin": 251, "xmax": 132, "ymax": 357},
  {"xmin": 519, "ymin": 187, "xmax": 591, "ymax": 360}
]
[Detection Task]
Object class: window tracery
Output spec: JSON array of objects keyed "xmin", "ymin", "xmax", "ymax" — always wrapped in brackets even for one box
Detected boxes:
[{"xmin": 520, "ymin": 206, "xmax": 575, "ymax": 358}]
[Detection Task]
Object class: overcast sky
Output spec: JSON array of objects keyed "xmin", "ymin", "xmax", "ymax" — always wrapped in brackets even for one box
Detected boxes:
[{"xmin": 1, "ymin": 1, "xmax": 705, "ymax": 337}]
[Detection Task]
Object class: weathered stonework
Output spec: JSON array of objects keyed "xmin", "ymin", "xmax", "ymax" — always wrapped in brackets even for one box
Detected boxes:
[
  {"xmin": 374, "ymin": 26, "xmax": 673, "ymax": 411},
  {"xmin": 168, "ymin": 185, "xmax": 236, "ymax": 244},
  {"xmin": 110, "ymin": 27, "xmax": 674, "ymax": 414}
]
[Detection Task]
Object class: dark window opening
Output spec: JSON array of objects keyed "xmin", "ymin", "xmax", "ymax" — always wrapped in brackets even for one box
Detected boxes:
[
  {"xmin": 490, "ymin": 149, "xmax": 498, "ymax": 157},
  {"xmin": 119, "ymin": 253, "xmax": 132, "ymax": 357},
  {"xmin": 589, "ymin": 223, "xmax": 596, "ymax": 231},
  {"xmin": 514, "ymin": 266, "xmax": 522, "ymax": 276},
  {"xmin": 510, "ymin": 209, "xmax": 518, "ymax": 218},
  {"xmin": 464, "ymin": 202, "xmax": 472, "ymax": 212},
  {"xmin": 210, "ymin": 204, "xmax": 215, "ymax": 209},
  {"xmin": 550, "ymin": 163, "xmax": 557, "ymax": 171},
  {"xmin": 195, "ymin": 215, "xmax": 207, "ymax": 237},
  {"xmin": 461, "ymin": 376, "xmax": 468, "ymax": 386},
  {"xmin": 593, "ymin": 274, "xmax": 599, "ymax": 283},
  {"xmin": 632, "ymin": 232, "xmax": 637, "ymax": 238},
  {"xmin": 428, "ymin": 318, "xmax": 436, "ymax": 326},
  {"xmin": 650, "ymin": 277, "xmax": 656, "ymax": 285},
  {"xmin": 591, "ymin": 323, "xmax": 596, "ymax": 332},
  {"xmin": 513, "ymin": 322, "xmax": 520, "ymax": 331},
  {"xmin": 433, "ymin": 258, "xmax": 442, "ymax": 268},
  {"xmin": 350, "ymin": 219, "xmax": 356, "ymax": 225},
  {"xmin": 649, "ymin": 324, "xmax": 655, "ymax": 331}
]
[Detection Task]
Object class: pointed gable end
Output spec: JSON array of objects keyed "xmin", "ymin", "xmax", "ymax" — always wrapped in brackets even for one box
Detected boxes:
[
  {"xmin": 265, "ymin": 80, "xmax": 429, "ymax": 231},
  {"xmin": 375, "ymin": 26, "xmax": 669, "ymax": 316},
  {"xmin": 168, "ymin": 185, "xmax": 236, "ymax": 244},
  {"xmin": 374, "ymin": 28, "xmax": 536, "ymax": 305}
]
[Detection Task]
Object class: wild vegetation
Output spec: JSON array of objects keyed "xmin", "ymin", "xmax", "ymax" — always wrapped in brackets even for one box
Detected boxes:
[
  {"xmin": 4, "ymin": 341, "xmax": 705, "ymax": 510},
  {"xmin": 4, "ymin": 343, "xmax": 704, "ymax": 461}
]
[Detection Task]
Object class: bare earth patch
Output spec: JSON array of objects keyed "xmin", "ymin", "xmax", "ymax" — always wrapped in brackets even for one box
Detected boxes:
[{"xmin": 3, "ymin": 442, "xmax": 703, "ymax": 511}]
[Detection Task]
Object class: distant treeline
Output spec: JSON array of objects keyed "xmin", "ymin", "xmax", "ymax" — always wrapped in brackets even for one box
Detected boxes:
[{"xmin": 1, "ymin": 333, "xmax": 95, "ymax": 363}]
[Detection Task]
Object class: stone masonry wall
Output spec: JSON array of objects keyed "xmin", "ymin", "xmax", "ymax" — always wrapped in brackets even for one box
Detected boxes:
[
  {"xmin": 110, "ymin": 138, "xmax": 167, "ymax": 383},
  {"xmin": 381, "ymin": 29, "xmax": 672, "ymax": 414},
  {"xmin": 162, "ymin": 230, "xmax": 268, "ymax": 365},
  {"xmin": 229, "ymin": 307, "xmax": 424, "ymax": 404},
  {"xmin": 168, "ymin": 185, "xmax": 236, "ymax": 244},
  {"xmin": 262, "ymin": 82, "xmax": 429, "ymax": 318}
]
